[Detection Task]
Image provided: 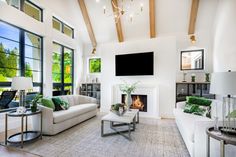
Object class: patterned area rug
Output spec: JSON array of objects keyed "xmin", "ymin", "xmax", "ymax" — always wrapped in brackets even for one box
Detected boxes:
[{"xmin": 17, "ymin": 114, "xmax": 189, "ymax": 157}]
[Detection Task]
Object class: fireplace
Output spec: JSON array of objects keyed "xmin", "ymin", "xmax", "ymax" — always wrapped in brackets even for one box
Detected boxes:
[{"xmin": 121, "ymin": 94, "xmax": 147, "ymax": 112}]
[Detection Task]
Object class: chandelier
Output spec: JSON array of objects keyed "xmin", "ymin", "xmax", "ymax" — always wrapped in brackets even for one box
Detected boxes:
[{"xmin": 100, "ymin": 0, "xmax": 144, "ymax": 23}]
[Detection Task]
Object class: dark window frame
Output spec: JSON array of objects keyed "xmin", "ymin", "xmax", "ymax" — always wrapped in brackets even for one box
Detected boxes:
[
  {"xmin": 7, "ymin": 0, "xmax": 43, "ymax": 22},
  {"xmin": 52, "ymin": 42, "xmax": 74, "ymax": 96},
  {"xmin": 180, "ymin": 49, "xmax": 204, "ymax": 71},
  {"xmin": 52, "ymin": 16, "xmax": 74, "ymax": 39},
  {"xmin": 0, "ymin": 20, "xmax": 44, "ymax": 94}
]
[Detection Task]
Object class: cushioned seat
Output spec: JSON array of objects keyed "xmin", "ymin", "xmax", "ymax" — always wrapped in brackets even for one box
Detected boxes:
[
  {"xmin": 53, "ymin": 103, "xmax": 97, "ymax": 123},
  {"xmin": 174, "ymin": 108, "xmax": 211, "ymax": 143}
]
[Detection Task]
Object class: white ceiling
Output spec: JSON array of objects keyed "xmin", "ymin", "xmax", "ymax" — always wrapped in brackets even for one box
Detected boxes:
[{"xmin": 44, "ymin": 0, "xmax": 219, "ymax": 45}]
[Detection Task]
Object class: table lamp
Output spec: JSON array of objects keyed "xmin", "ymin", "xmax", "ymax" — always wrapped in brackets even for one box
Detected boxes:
[
  {"xmin": 11, "ymin": 77, "xmax": 33, "ymax": 113},
  {"xmin": 210, "ymin": 71, "xmax": 236, "ymax": 134}
]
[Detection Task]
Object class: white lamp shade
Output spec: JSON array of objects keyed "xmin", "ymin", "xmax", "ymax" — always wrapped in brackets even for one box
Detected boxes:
[
  {"xmin": 11, "ymin": 77, "xmax": 33, "ymax": 90},
  {"xmin": 210, "ymin": 72, "xmax": 236, "ymax": 95}
]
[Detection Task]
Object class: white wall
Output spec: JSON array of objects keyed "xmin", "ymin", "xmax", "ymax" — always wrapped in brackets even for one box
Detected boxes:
[
  {"xmin": 213, "ymin": 0, "xmax": 236, "ymax": 72},
  {"xmin": 0, "ymin": 1, "xmax": 84, "ymax": 131},
  {"xmin": 83, "ymin": 37, "xmax": 177, "ymax": 118}
]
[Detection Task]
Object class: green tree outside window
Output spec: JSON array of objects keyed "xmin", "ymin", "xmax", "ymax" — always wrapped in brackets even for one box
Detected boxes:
[{"xmin": 89, "ymin": 58, "xmax": 101, "ymax": 73}]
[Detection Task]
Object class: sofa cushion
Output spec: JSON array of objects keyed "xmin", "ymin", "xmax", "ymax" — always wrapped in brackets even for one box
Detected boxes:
[
  {"xmin": 53, "ymin": 103, "xmax": 97, "ymax": 123},
  {"xmin": 186, "ymin": 96, "xmax": 212, "ymax": 106},
  {"xmin": 174, "ymin": 108, "xmax": 210, "ymax": 143},
  {"xmin": 41, "ymin": 98, "xmax": 55, "ymax": 111}
]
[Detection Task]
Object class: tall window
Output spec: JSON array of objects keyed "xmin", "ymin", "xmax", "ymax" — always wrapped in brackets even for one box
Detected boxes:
[
  {"xmin": 52, "ymin": 43, "xmax": 73, "ymax": 96},
  {"xmin": 52, "ymin": 17, "xmax": 74, "ymax": 38},
  {"xmin": 0, "ymin": 21, "xmax": 43, "ymax": 93},
  {"xmin": 4, "ymin": 0, "xmax": 43, "ymax": 22}
]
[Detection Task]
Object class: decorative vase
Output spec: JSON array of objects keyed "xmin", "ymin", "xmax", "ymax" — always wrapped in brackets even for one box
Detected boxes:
[
  {"xmin": 125, "ymin": 93, "xmax": 132, "ymax": 110},
  {"xmin": 205, "ymin": 73, "xmax": 210, "ymax": 82},
  {"xmin": 31, "ymin": 105, "xmax": 37, "ymax": 112}
]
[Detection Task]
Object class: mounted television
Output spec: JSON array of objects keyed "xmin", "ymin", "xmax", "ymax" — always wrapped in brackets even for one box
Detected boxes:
[{"xmin": 115, "ymin": 52, "xmax": 154, "ymax": 76}]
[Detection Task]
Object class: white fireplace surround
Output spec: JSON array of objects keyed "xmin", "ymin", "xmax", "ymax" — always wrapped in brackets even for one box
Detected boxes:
[{"xmin": 113, "ymin": 84, "xmax": 160, "ymax": 119}]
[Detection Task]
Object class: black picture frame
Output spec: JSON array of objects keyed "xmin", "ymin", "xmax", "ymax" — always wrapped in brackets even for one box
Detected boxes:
[{"xmin": 180, "ymin": 49, "xmax": 204, "ymax": 71}]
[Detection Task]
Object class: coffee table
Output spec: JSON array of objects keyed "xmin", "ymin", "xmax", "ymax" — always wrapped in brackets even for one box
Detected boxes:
[{"xmin": 101, "ymin": 109, "xmax": 139, "ymax": 140}]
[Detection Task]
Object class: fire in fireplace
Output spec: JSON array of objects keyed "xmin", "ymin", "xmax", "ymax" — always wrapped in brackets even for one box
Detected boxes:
[{"xmin": 121, "ymin": 94, "xmax": 147, "ymax": 112}]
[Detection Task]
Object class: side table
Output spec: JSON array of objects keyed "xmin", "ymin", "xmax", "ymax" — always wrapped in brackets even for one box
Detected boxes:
[
  {"xmin": 206, "ymin": 127, "xmax": 236, "ymax": 157},
  {"xmin": 5, "ymin": 109, "xmax": 42, "ymax": 148}
]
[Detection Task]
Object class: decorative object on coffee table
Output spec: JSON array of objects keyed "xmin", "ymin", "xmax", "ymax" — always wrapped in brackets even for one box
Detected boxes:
[
  {"xmin": 119, "ymin": 80, "xmax": 139, "ymax": 110},
  {"xmin": 205, "ymin": 73, "xmax": 210, "ymax": 82},
  {"xmin": 11, "ymin": 77, "xmax": 33, "ymax": 113},
  {"xmin": 210, "ymin": 71, "xmax": 236, "ymax": 134},
  {"xmin": 110, "ymin": 103, "xmax": 127, "ymax": 116},
  {"xmin": 206, "ymin": 127, "xmax": 236, "ymax": 157},
  {"xmin": 191, "ymin": 73, "xmax": 196, "ymax": 82}
]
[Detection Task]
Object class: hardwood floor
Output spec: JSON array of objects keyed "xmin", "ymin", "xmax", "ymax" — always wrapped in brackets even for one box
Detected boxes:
[
  {"xmin": 0, "ymin": 144, "xmax": 40, "ymax": 157},
  {"xmin": 0, "ymin": 127, "xmax": 40, "ymax": 157}
]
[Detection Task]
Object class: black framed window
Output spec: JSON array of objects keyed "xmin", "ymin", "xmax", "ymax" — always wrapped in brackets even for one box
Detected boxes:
[
  {"xmin": 0, "ymin": 21, "xmax": 43, "ymax": 94},
  {"xmin": 52, "ymin": 17, "xmax": 74, "ymax": 38},
  {"xmin": 4, "ymin": 0, "xmax": 43, "ymax": 22},
  {"xmin": 52, "ymin": 42, "xmax": 74, "ymax": 96}
]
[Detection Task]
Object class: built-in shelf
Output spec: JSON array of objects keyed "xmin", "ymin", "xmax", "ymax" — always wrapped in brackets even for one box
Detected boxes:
[
  {"xmin": 80, "ymin": 83, "xmax": 101, "ymax": 107},
  {"xmin": 176, "ymin": 82, "xmax": 215, "ymax": 103}
]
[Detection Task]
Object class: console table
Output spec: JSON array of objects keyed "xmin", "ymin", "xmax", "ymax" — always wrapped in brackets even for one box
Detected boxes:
[
  {"xmin": 206, "ymin": 127, "xmax": 236, "ymax": 157},
  {"xmin": 5, "ymin": 110, "xmax": 42, "ymax": 148}
]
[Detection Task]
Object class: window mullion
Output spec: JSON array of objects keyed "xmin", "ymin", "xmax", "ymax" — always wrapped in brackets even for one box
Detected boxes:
[
  {"xmin": 19, "ymin": 30, "xmax": 25, "ymax": 76},
  {"xmin": 61, "ymin": 46, "xmax": 65, "ymax": 94}
]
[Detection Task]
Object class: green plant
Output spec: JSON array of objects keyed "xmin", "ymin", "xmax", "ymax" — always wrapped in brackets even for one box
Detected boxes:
[
  {"xmin": 30, "ymin": 94, "xmax": 42, "ymax": 112},
  {"xmin": 119, "ymin": 80, "xmax": 139, "ymax": 94}
]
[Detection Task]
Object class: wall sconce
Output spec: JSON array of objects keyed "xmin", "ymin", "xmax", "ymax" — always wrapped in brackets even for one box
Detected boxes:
[
  {"xmin": 190, "ymin": 35, "xmax": 196, "ymax": 44},
  {"xmin": 91, "ymin": 47, "xmax": 96, "ymax": 55}
]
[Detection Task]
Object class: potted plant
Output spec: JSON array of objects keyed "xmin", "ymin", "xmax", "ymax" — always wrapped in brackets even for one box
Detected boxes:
[
  {"xmin": 30, "ymin": 94, "xmax": 43, "ymax": 112},
  {"xmin": 191, "ymin": 74, "xmax": 196, "ymax": 82}
]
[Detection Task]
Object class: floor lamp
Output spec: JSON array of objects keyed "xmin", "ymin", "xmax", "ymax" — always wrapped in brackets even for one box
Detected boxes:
[
  {"xmin": 11, "ymin": 77, "xmax": 33, "ymax": 113},
  {"xmin": 210, "ymin": 71, "xmax": 236, "ymax": 134}
]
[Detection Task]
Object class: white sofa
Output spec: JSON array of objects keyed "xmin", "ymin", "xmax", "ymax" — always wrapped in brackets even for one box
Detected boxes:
[
  {"xmin": 32, "ymin": 95, "xmax": 97, "ymax": 135},
  {"xmin": 174, "ymin": 100, "xmax": 236, "ymax": 157}
]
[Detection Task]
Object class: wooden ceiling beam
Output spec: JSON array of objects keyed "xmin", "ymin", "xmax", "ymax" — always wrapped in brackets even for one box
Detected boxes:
[
  {"xmin": 111, "ymin": 0, "xmax": 124, "ymax": 42},
  {"xmin": 149, "ymin": 0, "xmax": 156, "ymax": 38},
  {"xmin": 188, "ymin": 0, "xmax": 200, "ymax": 35},
  {"xmin": 78, "ymin": 0, "xmax": 97, "ymax": 47}
]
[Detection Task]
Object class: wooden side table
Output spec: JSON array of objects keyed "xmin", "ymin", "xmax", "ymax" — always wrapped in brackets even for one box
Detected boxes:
[
  {"xmin": 5, "ymin": 109, "xmax": 42, "ymax": 148},
  {"xmin": 206, "ymin": 127, "xmax": 236, "ymax": 157}
]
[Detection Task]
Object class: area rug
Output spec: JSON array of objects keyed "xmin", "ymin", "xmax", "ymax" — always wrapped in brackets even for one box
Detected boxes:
[{"xmin": 18, "ymin": 114, "xmax": 189, "ymax": 157}]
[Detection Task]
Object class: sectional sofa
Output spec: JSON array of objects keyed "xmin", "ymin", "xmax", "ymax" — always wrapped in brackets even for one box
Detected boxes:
[{"xmin": 174, "ymin": 100, "xmax": 236, "ymax": 157}]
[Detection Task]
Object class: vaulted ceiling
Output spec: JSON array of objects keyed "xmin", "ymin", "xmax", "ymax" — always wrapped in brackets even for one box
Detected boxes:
[{"xmin": 49, "ymin": 0, "xmax": 219, "ymax": 45}]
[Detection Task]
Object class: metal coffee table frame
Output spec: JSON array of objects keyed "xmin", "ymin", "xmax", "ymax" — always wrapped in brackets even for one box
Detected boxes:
[{"xmin": 101, "ymin": 110, "xmax": 139, "ymax": 141}]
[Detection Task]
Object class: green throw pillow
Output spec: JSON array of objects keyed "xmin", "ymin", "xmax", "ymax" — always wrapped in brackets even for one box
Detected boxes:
[
  {"xmin": 183, "ymin": 103, "xmax": 211, "ymax": 118},
  {"xmin": 41, "ymin": 98, "xmax": 55, "ymax": 111},
  {"xmin": 52, "ymin": 97, "xmax": 70, "ymax": 110},
  {"xmin": 186, "ymin": 96, "xmax": 212, "ymax": 106}
]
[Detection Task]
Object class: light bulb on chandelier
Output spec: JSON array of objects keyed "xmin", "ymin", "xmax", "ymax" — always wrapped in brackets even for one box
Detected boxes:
[{"xmin": 102, "ymin": 0, "xmax": 144, "ymax": 23}]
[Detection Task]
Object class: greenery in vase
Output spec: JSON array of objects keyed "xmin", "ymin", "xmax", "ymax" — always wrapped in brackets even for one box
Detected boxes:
[
  {"xmin": 119, "ymin": 80, "xmax": 139, "ymax": 94},
  {"xmin": 30, "ymin": 94, "xmax": 43, "ymax": 112}
]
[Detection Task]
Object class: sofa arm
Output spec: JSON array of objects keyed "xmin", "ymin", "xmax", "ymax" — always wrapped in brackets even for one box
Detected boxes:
[
  {"xmin": 78, "ymin": 95, "xmax": 97, "ymax": 104},
  {"xmin": 176, "ymin": 101, "xmax": 186, "ymax": 109},
  {"xmin": 32, "ymin": 105, "xmax": 54, "ymax": 134}
]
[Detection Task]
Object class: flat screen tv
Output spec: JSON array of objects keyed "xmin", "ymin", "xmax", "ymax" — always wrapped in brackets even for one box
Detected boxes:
[{"xmin": 115, "ymin": 52, "xmax": 154, "ymax": 76}]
